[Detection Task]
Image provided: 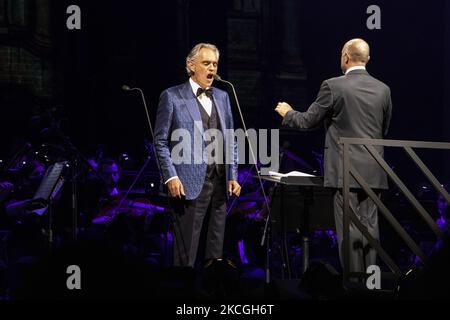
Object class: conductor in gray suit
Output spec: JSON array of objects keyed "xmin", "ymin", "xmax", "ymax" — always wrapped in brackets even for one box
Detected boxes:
[{"xmin": 275, "ymin": 39, "xmax": 392, "ymax": 276}]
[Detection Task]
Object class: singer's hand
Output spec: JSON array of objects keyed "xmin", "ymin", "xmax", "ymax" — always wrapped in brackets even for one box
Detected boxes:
[
  {"xmin": 167, "ymin": 178, "xmax": 186, "ymax": 199},
  {"xmin": 228, "ymin": 180, "xmax": 241, "ymax": 197},
  {"xmin": 275, "ymin": 102, "xmax": 293, "ymax": 118}
]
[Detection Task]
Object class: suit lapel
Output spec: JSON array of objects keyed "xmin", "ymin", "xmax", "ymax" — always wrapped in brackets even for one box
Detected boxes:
[{"xmin": 179, "ymin": 81, "xmax": 203, "ymax": 133}]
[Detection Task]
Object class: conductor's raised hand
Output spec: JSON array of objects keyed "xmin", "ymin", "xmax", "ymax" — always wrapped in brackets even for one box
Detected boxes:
[{"xmin": 275, "ymin": 102, "xmax": 293, "ymax": 118}]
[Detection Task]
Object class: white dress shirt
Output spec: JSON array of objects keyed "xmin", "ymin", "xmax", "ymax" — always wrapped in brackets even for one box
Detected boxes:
[
  {"xmin": 189, "ymin": 77, "xmax": 212, "ymax": 116},
  {"xmin": 345, "ymin": 66, "xmax": 366, "ymax": 74}
]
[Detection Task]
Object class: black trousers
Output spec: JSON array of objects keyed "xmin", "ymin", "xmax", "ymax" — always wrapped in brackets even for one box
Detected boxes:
[
  {"xmin": 171, "ymin": 170, "xmax": 226, "ymax": 267},
  {"xmin": 333, "ymin": 189, "xmax": 380, "ymax": 274}
]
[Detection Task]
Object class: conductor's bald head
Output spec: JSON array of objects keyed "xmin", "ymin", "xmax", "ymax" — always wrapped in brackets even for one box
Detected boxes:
[{"xmin": 340, "ymin": 38, "xmax": 370, "ymax": 74}]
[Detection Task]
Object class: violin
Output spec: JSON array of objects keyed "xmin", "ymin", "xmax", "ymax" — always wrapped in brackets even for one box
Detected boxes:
[{"xmin": 92, "ymin": 194, "xmax": 166, "ymax": 225}]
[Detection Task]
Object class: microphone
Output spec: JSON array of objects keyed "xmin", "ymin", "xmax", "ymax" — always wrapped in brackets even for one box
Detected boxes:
[
  {"xmin": 121, "ymin": 85, "xmax": 154, "ymax": 139},
  {"xmin": 122, "ymin": 84, "xmax": 163, "ymax": 176},
  {"xmin": 214, "ymin": 74, "xmax": 272, "ymax": 248}
]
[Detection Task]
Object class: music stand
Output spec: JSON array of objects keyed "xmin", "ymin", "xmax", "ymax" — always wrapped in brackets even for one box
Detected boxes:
[
  {"xmin": 258, "ymin": 174, "xmax": 325, "ymax": 280},
  {"xmin": 30, "ymin": 161, "xmax": 67, "ymax": 247}
]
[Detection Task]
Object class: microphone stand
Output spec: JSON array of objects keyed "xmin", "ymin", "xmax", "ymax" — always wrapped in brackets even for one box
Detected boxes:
[
  {"xmin": 123, "ymin": 86, "xmax": 156, "ymax": 140},
  {"xmin": 214, "ymin": 75, "xmax": 273, "ymax": 284},
  {"xmin": 122, "ymin": 85, "xmax": 170, "ymax": 264}
]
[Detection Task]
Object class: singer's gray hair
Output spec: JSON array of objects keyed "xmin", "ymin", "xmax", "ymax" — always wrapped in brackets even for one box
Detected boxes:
[{"xmin": 186, "ymin": 43, "xmax": 220, "ymax": 76}]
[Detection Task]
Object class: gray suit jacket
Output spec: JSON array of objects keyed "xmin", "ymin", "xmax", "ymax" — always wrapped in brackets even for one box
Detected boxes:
[{"xmin": 282, "ymin": 69, "xmax": 392, "ymax": 189}]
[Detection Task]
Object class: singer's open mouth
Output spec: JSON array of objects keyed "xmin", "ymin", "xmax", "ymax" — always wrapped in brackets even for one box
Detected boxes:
[{"xmin": 207, "ymin": 74, "xmax": 213, "ymax": 79}]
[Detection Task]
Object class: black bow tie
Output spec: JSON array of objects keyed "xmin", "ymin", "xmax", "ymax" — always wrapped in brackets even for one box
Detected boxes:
[{"xmin": 196, "ymin": 87, "xmax": 213, "ymax": 98}]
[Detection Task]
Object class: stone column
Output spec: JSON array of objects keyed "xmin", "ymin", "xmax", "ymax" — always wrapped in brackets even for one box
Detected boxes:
[
  {"xmin": 175, "ymin": 0, "xmax": 190, "ymax": 81},
  {"xmin": 278, "ymin": 0, "xmax": 305, "ymax": 75},
  {"xmin": 226, "ymin": 0, "xmax": 263, "ymax": 127},
  {"xmin": 0, "ymin": 0, "xmax": 8, "ymax": 33},
  {"xmin": 273, "ymin": 0, "xmax": 307, "ymax": 112},
  {"xmin": 8, "ymin": 0, "xmax": 27, "ymax": 29},
  {"xmin": 33, "ymin": 0, "xmax": 52, "ymax": 48}
]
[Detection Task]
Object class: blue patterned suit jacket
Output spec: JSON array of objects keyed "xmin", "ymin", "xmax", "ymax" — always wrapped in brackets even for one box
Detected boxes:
[{"xmin": 154, "ymin": 81, "xmax": 238, "ymax": 200}]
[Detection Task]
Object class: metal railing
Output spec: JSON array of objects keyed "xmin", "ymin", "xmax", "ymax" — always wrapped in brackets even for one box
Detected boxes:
[{"xmin": 340, "ymin": 138, "xmax": 450, "ymax": 285}]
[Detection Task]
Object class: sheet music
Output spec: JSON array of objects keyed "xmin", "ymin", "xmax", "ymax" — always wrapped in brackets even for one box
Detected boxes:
[
  {"xmin": 33, "ymin": 177, "xmax": 65, "ymax": 216},
  {"xmin": 31, "ymin": 161, "xmax": 67, "ymax": 215},
  {"xmin": 258, "ymin": 172, "xmax": 323, "ymax": 187},
  {"xmin": 268, "ymin": 170, "xmax": 315, "ymax": 178},
  {"xmin": 33, "ymin": 162, "xmax": 67, "ymax": 201}
]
